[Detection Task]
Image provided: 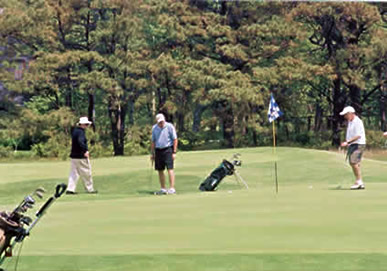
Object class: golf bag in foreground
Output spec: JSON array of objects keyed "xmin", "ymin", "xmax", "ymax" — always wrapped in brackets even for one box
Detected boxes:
[
  {"xmin": 199, "ymin": 154, "xmax": 248, "ymax": 191},
  {"xmin": 0, "ymin": 183, "xmax": 66, "ymax": 268}
]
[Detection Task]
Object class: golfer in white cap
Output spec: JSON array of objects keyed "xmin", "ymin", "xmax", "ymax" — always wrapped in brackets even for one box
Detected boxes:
[
  {"xmin": 151, "ymin": 113, "xmax": 178, "ymax": 195},
  {"xmin": 66, "ymin": 116, "xmax": 98, "ymax": 194},
  {"xmin": 339, "ymin": 106, "xmax": 366, "ymax": 189}
]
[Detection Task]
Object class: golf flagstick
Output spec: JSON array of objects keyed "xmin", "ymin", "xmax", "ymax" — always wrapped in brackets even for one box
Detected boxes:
[
  {"xmin": 273, "ymin": 120, "xmax": 278, "ymax": 194},
  {"xmin": 267, "ymin": 93, "xmax": 282, "ymax": 194}
]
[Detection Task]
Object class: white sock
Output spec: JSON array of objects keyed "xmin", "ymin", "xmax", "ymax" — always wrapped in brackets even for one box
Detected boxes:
[{"xmin": 356, "ymin": 180, "xmax": 363, "ymax": 185}]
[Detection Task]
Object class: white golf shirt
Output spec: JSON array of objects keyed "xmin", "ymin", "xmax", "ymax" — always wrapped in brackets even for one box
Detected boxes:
[{"xmin": 346, "ymin": 115, "xmax": 366, "ymax": 145}]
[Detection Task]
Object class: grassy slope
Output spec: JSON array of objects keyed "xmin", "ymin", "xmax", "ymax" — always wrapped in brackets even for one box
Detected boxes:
[{"xmin": 1, "ymin": 147, "xmax": 387, "ymax": 271}]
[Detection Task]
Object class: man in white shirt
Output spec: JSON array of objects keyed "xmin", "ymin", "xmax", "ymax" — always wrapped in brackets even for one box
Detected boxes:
[{"xmin": 340, "ymin": 106, "xmax": 366, "ymax": 189}]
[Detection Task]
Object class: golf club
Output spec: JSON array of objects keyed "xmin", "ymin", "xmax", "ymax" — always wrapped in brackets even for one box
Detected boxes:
[{"xmin": 0, "ymin": 183, "xmax": 66, "ymax": 268}]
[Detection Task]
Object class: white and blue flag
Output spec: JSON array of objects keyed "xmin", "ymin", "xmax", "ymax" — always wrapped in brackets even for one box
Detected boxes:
[{"xmin": 268, "ymin": 93, "xmax": 283, "ymax": 123}]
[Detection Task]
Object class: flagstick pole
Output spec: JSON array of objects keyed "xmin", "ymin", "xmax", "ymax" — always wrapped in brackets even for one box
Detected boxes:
[
  {"xmin": 272, "ymin": 120, "xmax": 276, "ymax": 153},
  {"xmin": 273, "ymin": 120, "xmax": 278, "ymax": 194}
]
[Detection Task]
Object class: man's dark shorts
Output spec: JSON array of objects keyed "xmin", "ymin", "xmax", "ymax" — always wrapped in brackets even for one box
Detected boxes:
[{"xmin": 155, "ymin": 147, "xmax": 174, "ymax": 170}]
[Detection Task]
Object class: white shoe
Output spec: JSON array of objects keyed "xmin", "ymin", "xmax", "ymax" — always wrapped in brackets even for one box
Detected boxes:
[
  {"xmin": 167, "ymin": 188, "xmax": 176, "ymax": 194},
  {"xmin": 154, "ymin": 189, "xmax": 167, "ymax": 195},
  {"xmin": 350, "ymin": 183, "xmax": 365, "ymax": 190}
]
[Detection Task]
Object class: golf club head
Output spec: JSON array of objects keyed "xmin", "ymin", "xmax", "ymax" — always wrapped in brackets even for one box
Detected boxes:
[
  {"xmin": 24, "ymin": 202, "xmax": 34, "ymax": 209},
  {"xmin": 34, "ymin": 187, "xmax": 46, "ymax": 199},
  {"xmin": 20, "ymin": 216, "xmax": 33, "ymax": 225},
  {"xmin": 24, "ymin": 195, "xmax": 35, "ymax": 205},
  {"xmin": 20, "ymin": 206, "xmax": 28, "ymax": 213},
  {"xmin": 233, "ymin": 160, "xmax": 242, "ymax": 167},
  {"xmin": 34, "ymin": 191, "xmax": 44, "ymax": 199},
  {"xmin": 232, "ymin": 153, "xmax": 241, "ymax": 160}
]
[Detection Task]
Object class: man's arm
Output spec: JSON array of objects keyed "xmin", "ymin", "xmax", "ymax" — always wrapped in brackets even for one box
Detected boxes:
[
  {"xmin": 341, "ymin": 135, "xmax": 361, "ymax": 147},
  {"xmin": 150, "ymin": 141, "xmax": 155, "ymax": 161},
  {"xmin": 172, "ymin": 139, "xmax": 178, "ymax": 154},
  {"xmin": 172, "ymin": 139, "xmax": 178, "ymax": 160}
]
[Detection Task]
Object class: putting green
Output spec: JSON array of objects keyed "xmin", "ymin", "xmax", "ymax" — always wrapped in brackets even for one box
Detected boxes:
[{"xmin": 1, "ymin": 147, "xmax": 387, "ymax": 271}]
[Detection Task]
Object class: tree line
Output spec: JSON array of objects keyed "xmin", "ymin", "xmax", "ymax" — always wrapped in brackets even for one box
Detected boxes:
[{"xmin": 0, "ymin": 0, "xmax": 386, "ymax": 158}]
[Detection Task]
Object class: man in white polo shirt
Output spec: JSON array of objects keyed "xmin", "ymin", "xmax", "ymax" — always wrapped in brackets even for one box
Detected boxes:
[
  {"xmin": 151, "ymin": 113, "xmax": 178, "ymax": 195},
  {"xmin": 340, "ymin": 106, "xmax": 366, "ymax": 190}
]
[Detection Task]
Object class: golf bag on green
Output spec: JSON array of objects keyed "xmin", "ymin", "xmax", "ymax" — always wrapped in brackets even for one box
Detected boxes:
[
  {"xmin": 0, "ymin": 183, "xmax": 66, "ymax": 269},
  {"xmin": 199, "ymin": 154, "xmax": 242, "ymax": 191}
]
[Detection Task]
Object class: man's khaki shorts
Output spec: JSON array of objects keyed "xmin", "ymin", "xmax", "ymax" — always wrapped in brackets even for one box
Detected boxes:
[{"xmin": 347, "ymin": 144, "xmax": 365, "ymax": 164}]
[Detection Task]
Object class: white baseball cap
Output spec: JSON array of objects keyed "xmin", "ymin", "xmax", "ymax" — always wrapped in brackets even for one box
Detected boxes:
[
  {"xmin": 339, "ymin": 106, "xmax": 355, "ymax": 116},
  {"xmin": 78, "ymin": 116, "xmax": 92, "ymax": 125},
  {"xmin": 156, "ymin": 113, "xmax": 165, "ymax": 123}
]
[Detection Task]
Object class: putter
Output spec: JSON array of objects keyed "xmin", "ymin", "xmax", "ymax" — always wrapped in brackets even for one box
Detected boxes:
[
  {"xmin": 149, "ymin": 159, "xmax": 154, "ymax": 190},
  {"xmin": 336, "ymin": 146, "xmax": 351, "ymax": 189}
]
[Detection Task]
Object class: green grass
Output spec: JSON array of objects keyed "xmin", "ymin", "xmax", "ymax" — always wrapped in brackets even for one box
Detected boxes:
[{"xmin": 1, "ymin": 147, "xmax": 387, "ymax": 271}]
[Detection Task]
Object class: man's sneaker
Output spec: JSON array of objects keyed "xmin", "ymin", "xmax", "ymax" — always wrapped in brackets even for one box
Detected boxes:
[
  {"xmin": 88, "ymin": 190, "xmax": 98, "ymax": 194},
  {"xmin": 350, "ymin": 183, "xmax": 365, "ymax": 190},
  {"xmin": 167, "ymin": 188, "xmax": 176, "ymax": 194},
  {"xmin": 154, "ymin": 189, "xmax": 167, "ymax": 195},
  {"xmin": 66, "ymin": 191, "xmax": 77, "ymax": 195}
]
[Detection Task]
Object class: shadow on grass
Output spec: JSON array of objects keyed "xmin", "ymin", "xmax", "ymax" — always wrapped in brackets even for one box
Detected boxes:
[
  {"xmin": 137, "ymin": 190, "xmax": 155, "ymax": 195},
  {"xmin": 328, "ymin": 187, "xmax": 352, "ymax": 190},
  {"xmin": 327, "ymin": 186, "xmax": 366, "ymax": 191}
]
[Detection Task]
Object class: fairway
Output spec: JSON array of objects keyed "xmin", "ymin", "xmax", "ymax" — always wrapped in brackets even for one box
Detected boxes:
[{"xmin": 1, "ymin": 147, "xmax": 387, "ymax": 271}]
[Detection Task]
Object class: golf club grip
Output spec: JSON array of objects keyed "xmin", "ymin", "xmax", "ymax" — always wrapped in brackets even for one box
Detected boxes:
[
  {"xmin": 35, "ymin": 197, "xmax": 54, "ymax": 217},
  {"xmin": 55, "ymin": 183, "xmax": 67, "ymax": 198}
]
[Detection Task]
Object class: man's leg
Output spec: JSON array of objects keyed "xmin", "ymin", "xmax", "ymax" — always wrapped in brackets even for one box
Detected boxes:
[
  {"xmin": 154, "ymin": 150, "xmax": 167, "ymax": 195},
  {"xmin": 165, "ymin": 148, "xmax": 175, "ymax": 193},
  {"xmin": 167, "ymin": 169, "xmax": 175, "ymax": 189},
  {"xmin": 158, "ymin": 170, "xmax": 166, "ymax": 189},
  {"xmin": 67, "ymin": 159, "xmax": 80, "ymax": 192},
  {"xmin": 350, "ymin": 162, "xmax": 364, "ymax": 189},
  {"xmin": 350, "ymin": 163, "xmax": 362, "ymax": 181},
  {"xmin": 78, "ymin": 159, "xmax": 96, "ymax": 192}
]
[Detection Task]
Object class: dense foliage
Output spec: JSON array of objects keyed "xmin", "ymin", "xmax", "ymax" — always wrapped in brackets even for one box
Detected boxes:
[{"xmin": 0, "ymin": 1, "xmax": 386, "ymax": 158}]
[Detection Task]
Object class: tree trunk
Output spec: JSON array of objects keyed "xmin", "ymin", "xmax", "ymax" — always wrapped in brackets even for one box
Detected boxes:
[
  {"xmin": 177, "ymin": 113, "xmax": 185, "ymax": 133},
  {"xmin": 88, "ymin": 93, "xmax": 95, "ymax": 131},
  {"xmin": 381, "ymin": 89, "xmax": 387, "ymax": 131},
  {"xmin": 331, "ymin": 77, "xmax": 346, "ymax": 146},
  {"xmin": 252, "ymin": 130, "xmax": 257, "ymax": 146},
  {"xmin": 85, "ymin": 2, "xmax": 95, "ymax": 131},
  {"xmin": 222, "ymin": 107, "xmax": 234, "ymax": 148},
  {"xmin": 379, "ymin": 63, "xmax": 387, "ymax": 131},
  {"xmin": 349, "ymin": 84, "xmax": 362, "ymax": 116},
  {"xmin": 314, "ymin": 102, "xmax": 323, "ymax": 132},
  {"xmin": 156, "ymin": 87, "xmax": 166, "ymax": 112},
  {"xmin": 65, "ymin": 68, "xmax": 73, "ymax": 108},
  {"xmin": 65, "ymin": 90, "xmax": 72, "ymax": 108},
  {"xmin": 128, "ymin": 98, "xmax": 135, "ymax": 126},
  {"xmin": 108, "ymin": 102, "xmax": 127, "ymax": 156},
  {"xmin": 192, "ymin": 104, "xmax": 207, "ymax": 132}
]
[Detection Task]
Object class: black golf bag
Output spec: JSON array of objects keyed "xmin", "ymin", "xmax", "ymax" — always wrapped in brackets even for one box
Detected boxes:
[
  {"xmin": 199, "ymin": 158, "xmax": 240, "ymax": 191},
  {"xmin": 0, "ymin": 183, "xmax": 66, "ymax": 268}
]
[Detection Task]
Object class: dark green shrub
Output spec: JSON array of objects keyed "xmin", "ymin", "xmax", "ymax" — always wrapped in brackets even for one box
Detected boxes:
[{"xmin": 0, "ymin": 145, "xmax": 12, "ymax": 158}]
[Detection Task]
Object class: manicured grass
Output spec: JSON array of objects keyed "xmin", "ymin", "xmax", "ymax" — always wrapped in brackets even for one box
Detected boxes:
[{"xmin": 1, "ymin": 147, "xmax": 387, "ymax": 271}]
